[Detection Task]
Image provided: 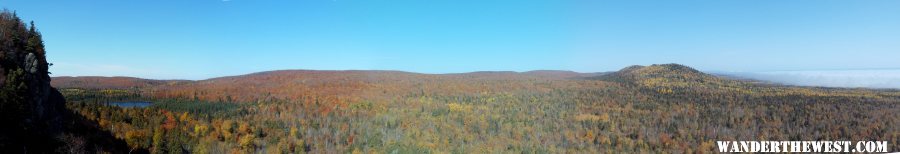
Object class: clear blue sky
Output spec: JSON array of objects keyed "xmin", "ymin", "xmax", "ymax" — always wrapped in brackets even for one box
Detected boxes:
[{"xmin": 2, "ymin": 0, "xmax": 899, "ymax": 80}]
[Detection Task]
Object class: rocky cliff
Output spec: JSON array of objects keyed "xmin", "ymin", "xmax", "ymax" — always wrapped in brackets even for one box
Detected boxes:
[{"xmin": 0, "ymin": 9, "xmax": 70, "ymax": 152}]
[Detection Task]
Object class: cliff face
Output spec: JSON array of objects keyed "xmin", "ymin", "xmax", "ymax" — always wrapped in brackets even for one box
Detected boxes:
[{"xmin": 0, "ymin": 10, "xmax": 68, "ymax": 152}]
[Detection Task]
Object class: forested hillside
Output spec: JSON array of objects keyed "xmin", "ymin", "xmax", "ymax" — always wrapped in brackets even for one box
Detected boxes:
[{"xmin": 56, "ymin": 64, "xmax": 900, "ymax": 153}]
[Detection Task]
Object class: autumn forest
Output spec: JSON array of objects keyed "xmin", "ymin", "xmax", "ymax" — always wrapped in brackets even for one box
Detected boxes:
[
  {"xmin": 50, "ymin": 64, "xmax": 900, "ymax": 153},
  {"xmin": 0, "ymin": 7, "xmax": 898, "ymax": 153}
]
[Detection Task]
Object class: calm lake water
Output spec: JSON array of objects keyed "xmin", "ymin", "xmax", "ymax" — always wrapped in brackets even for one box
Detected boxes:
[{"xmin": 108, "ymin": 101, "xmax": 152, "ymax": 108}]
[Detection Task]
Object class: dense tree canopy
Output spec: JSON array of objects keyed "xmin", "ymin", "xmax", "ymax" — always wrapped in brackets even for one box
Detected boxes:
[
  {"xmin": 59, "ymin": 64, "xmax": 900, "ymax": 153},
  {"xmin": 2, "ymin": 8, "xmax": 896, "ymax": 153}
]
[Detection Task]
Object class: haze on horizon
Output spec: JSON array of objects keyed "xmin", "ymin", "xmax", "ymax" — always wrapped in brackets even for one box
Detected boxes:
[{"xmin": 2, "ymin": 0, "xmax": 899, "ymax": 88}]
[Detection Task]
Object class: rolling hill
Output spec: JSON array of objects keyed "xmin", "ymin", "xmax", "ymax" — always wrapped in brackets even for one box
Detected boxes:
[{"xmin": 54, "ymin": 69, "xmax": 603, "ymax": 102}]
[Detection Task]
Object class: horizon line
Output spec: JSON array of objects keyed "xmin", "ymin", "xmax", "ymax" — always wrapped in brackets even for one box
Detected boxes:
[{"xmin": 52, "ymin": 66, "xmax": 900, "ymax": 81}]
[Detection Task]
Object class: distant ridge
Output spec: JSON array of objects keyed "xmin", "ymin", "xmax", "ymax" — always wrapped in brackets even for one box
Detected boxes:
[
  {"xmin": 51, "ymin": 76, "xmax": 184, "ymax": 89},
  {"xmin": 52, "ymin": 69, "xmax": 606, "ymax": 87},
  {"xmin": 51, "ymin": 64, "xmax": 719, "ymax": 91},
  {"xmin": 523, "ymin": 70, "xmax": 599, "ymax": 78}
]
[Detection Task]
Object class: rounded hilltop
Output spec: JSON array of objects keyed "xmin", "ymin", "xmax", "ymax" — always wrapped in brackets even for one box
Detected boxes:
[
  {"xmin": 619, "ymin": 63, "xmax": 702, "ymax": 75},
  {"xmin": 598, "ymin": 63, "xmax": 712, "ymax": 83}
]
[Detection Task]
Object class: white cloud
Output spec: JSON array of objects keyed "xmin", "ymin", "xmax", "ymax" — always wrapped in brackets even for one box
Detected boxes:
[{"xmin": 725, "ymin": 69, "xmax": 900, "ymax": 89}]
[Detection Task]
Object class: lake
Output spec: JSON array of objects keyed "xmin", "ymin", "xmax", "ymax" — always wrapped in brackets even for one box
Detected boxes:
[{"xmin": 108, "ymin": 101, "xmax": 152, "ymax": 108}]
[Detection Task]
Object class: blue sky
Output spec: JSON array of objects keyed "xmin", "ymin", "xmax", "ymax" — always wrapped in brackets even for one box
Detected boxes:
[{"xmin": 2, "ymin": 0, "xmax": 899, "ymax": 80}]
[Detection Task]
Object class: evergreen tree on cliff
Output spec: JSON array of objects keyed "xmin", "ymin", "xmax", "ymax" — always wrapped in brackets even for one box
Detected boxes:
[
  {"xmin": 0, "ymin": 9, "xmax": 89, "ymax": 152},
  {"xmin": 0, "ymin": 9, "xmax": 133, "ymax": 153}
]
